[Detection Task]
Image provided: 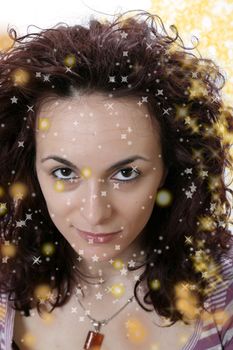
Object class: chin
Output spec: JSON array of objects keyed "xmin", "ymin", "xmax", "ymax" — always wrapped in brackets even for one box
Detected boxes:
[{"xmin": 77, "ymin": 245, "xmax": 123, "ymax": 262}]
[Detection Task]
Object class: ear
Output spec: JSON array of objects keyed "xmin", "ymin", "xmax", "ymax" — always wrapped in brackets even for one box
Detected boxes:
[{"xmin": 158, "ymin": 167, "xmax": 168, "ymax": 189}]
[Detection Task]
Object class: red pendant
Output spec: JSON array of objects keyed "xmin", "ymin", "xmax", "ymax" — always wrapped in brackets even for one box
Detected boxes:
[{"xmin": 83, "ymin": 330, "xmax": 104, "ymax": 350}]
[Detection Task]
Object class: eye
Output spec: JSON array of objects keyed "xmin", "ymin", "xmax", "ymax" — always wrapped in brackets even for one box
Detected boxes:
[
  {"xmin": 50, "ymin": 166, "xmax": 141, "ymax": 183},
  {"xmin": 112, "ymin": 167, "xmax": 141, "ymax": 183},
  {"xmin": 51, "ymin": 168, "xmax": 77, "ymax": 182}
]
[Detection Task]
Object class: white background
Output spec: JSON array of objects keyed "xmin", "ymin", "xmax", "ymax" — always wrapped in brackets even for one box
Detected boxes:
[{"xmin": 0, "ymin": 0, "xmax": 150, "ymax": 35}]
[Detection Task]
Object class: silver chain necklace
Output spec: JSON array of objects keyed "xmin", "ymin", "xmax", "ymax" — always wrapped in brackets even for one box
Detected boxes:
[{"xmin": 75, "ymin": 292, "xmax": 135, "ymax": 349}]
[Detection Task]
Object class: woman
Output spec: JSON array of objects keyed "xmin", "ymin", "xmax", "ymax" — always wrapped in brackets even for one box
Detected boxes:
[{"xmin": 0, "ymin": 9, "xmax": 233, "ymax": 350}]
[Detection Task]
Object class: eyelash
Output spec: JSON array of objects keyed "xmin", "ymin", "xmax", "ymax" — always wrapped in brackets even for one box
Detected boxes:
[{"xmin": 50, "ymin": 167, "xmax": 141, "ymax": 184}]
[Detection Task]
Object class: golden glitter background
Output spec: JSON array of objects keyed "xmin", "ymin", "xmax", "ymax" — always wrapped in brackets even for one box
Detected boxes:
[
  {"xmin": 148, "ymin": 0, "xmax": 233, "ymax": 211},
  {"xmin": 149, "ymin": 0, "xmax": 233, "ymax": 105}
]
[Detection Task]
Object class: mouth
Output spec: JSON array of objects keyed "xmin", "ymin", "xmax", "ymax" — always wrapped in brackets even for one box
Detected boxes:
[{"xmin": 75, "ymin": 228, "xmax": 121, "ymax": 244}]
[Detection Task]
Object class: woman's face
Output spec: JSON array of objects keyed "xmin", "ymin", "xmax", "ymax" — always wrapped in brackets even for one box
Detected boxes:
[{"xmin": 35, "ymin": 92, "xmax": 166, "ymax": 262}]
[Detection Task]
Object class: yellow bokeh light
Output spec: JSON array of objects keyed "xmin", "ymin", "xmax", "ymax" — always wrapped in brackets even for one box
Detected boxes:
[
  {"xmin": 11, "ymin": 68, "xmax": 30, "ymax": 86},
  {"xmin": 20, "ymin": 332, "xmax": 36, "ymax": 348},
  {"xmin": 202, "ymin": 309, "xmax": 229, "ymax": 326},
  {"xmin": 188, "ymin": 79, "xmax": 208, "ymax": 99},
  {"xmin": 155, "ymin": 188, "xmax": 173, "ymax": 207},
  {"xmin": 174, "ymin": 282, "xmax": 200, "ymax": 321},
  {"xmin": 54, "ymin": 180, "xmax": 65, "ymax": 192},
  {"xmin": 0, "ymin": 202, "xmax": 7, "ymax": 216},
  {"xmin": 64, "ymin": 54, "xmax": 76, "ymax": 68},
  {"xmin": 110, "ymin": 283, "xmax": 126, "ymax": 298},
  {"xmin": 0, "ymin": 242, "xmax": 17, "ymax": 258},
  {"xmin": 208, "ymin": 175, "xmax": 222, "ymax": 191},
  {"xmin": 34, "ymin": 284, "xmax": 52, "ymax": 302},
  {"xmin": 175, "ymin": 104, "xmax": 190, "ymax": 122},
  {"xmin": 197, "ymin": 215, "xmax": 216, "ymax": 232},
  {"xmin": 81, "ymin": 167, "xmax": 92, "ymax": 179},
  {"xmin": 150, "ymin": 343, "xmax": 160, "ymax": 350},
  {"xmin": 38, "ymin": 117, "xmax": 50, "ymax": 131},
  {"xmin": 41, "ymin": 242, "xmax": 56, "ymax": 256},
  {"xmin": 185, "ymin": 117, "xmax": 200, "ymax": 134},
  {"xmin": 179, "ymin": 334, "xmax": 189, "ymax": 344},
  {"xmin": 112, "ymin": 258, "xmax": 124, "ymax": 270},
  {"xmin": 125, "ymin": 317, "xmax": 148, "ymax": 344},
  {"xmin": 175, "ymin": 298, "xmax": 200, "ymax": 320},
  {"xmin": 149, "ymin": 279, "xmax": 161, "ymax": 291},
  {"xmin": 41, "ymin": 311, "xmax": 55, "ymax": 325},
  {"xmin": 0, "ymin": 33, "xmax": 14, "ymax": 52},
  {"xmin": 9, "ymin": 182, "xmax": 28, "ymax": 200}
]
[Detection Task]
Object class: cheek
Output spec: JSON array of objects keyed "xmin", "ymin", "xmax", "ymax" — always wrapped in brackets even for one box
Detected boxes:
[
  {"xmin": 37, "ymin": 171, "xmax": 70, "ymax": 216},
  {"xmin": 129, "ymin": 200, "xmax": 155, "ymax": 235},
  {"xmin": 124, "ymin": 188, "xmax": 157, "ymax": 237},
  {"xmin": 44, "ymin": 194, "xmax": 71, "ymax": 235},
  {"xmin": 46, "ymin": 197, "xmax": 69, "ymax": 217}
]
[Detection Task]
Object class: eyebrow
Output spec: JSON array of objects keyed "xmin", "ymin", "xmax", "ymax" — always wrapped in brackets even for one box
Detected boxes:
[{"xmin": 41, "ymin": 155, "xmax": 150, "ymax": 172}]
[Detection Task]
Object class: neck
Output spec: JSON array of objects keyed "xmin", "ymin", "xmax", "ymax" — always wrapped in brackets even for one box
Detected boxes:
[{"xmin": 76, "ymin": 231, "xmax": 148, "ymax": 297}]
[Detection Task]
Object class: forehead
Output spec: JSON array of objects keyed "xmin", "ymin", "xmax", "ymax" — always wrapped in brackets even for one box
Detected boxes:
[{"xmin": 35, "ymin": 92, "xmax": 161, "ymax": 154}]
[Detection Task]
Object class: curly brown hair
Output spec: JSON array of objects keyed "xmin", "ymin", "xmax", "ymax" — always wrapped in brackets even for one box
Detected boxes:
[{"xmin": 0, "ymin": 10, "xmax": 232, "ymax": 323}]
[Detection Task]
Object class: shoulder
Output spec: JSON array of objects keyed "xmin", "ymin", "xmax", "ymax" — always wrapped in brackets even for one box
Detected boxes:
[
  {"xmin": 0, "ymin": 292, "xmax": 8, "ymax": 350},
  {"xmin": 200, "ymin": 247, "xmax": 233, "ymax": 349},
  {"xmin": 0, "ymin": 292, "xmax": 8, "ymax": 327},
  {"xmin": 217, "ymin": 247, "xmax": 233, "ymax": 347},
  {"xmin": 211, "ymin": 246, "xmax": 233, "ymax": 312},
  {"xmin": 0, "ymin": 291, "xmax": 16, "ymax": 350}
]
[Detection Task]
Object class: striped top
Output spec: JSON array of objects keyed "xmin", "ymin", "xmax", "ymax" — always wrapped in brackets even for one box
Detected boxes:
[{"xmin": 1, "ymin": 250, "xmax": 233, "ymax": 350}]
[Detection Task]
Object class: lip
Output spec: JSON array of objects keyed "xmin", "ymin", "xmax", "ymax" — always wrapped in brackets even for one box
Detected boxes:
[{"xmin": 75, "ymin": 228, "xmax": 121, "ymax": 244}]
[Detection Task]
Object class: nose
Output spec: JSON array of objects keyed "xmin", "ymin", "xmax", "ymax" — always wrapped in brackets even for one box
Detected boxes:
[{"xmin": 80, "ymin": 179, "xmax": 112, "ymax": 225}]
